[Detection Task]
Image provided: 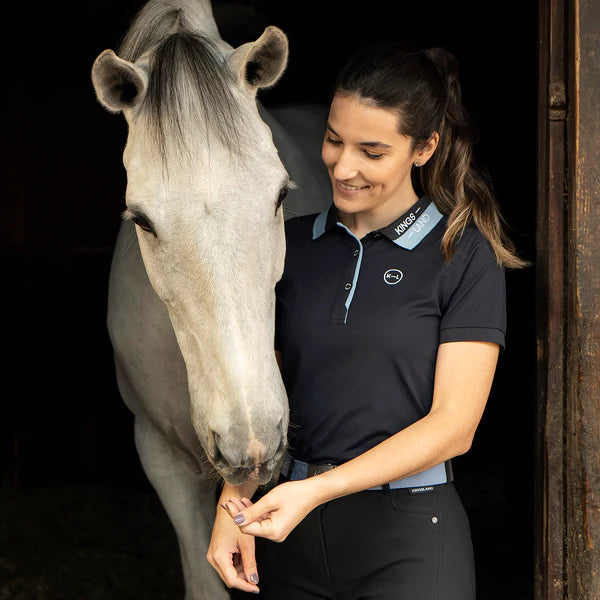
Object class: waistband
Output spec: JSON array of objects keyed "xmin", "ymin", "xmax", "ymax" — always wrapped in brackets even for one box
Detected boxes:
[{"xmin": 280, "ymin": 454, "xmax": 453, "ymax": 490}]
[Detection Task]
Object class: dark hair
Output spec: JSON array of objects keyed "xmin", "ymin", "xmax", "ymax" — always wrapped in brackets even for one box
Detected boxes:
[
  {"xmin": 118, "ymin": 6, "xmax": 243, "ymax": 162},
  {"xmin": 334, "ymin": 43, "xmax": 527, "ymax": 268}
]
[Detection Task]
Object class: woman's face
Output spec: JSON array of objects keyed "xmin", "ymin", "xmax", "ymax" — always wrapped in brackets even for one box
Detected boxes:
[{"xmin": 321, "ymin": 93, "xmax": 430, "ymax": 218}]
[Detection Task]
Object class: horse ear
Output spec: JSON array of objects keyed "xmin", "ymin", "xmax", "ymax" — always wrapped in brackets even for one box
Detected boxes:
[
  {"xmin": 91, "ymin": 49, "xmax": 149, "ymax": 113},
  {"xmin": 227, "ymin": 26, "xmax": 288, "ymax": 93}
]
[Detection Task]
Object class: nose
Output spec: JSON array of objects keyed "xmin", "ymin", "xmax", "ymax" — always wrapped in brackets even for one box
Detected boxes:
[
  {"xmin": 210, "ymin": 420, "xmax": 285, "ymax": 467},
  {"xmin": 211, "ymin": 431, "xmax": 243, "ymax": 468},
  {"xmin": 247, "ymin": 437, "xmax": 268, "ymax": 463},
  {"xmin": 210, "ymin": 431, "xmax": 268, "ymax": 469},
  {"xmin": 333, "ymin": 149, "xmax": 360, "ymax": 181}
]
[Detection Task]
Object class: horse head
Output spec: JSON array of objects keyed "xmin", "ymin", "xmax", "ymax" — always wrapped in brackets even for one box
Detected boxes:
[{"xmin": 91, "ymin": 2, "xmax": 290, "ymax": 485}]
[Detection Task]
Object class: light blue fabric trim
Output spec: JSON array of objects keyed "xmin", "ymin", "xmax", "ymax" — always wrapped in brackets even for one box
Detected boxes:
[
  {"xmin": 282, "ymin": 455, "xmax": 448, "ymax": 489},
  {"xmin": 335, "ymin": 222, "xmax": 363, "ymax": 324},
  {"xmin": 368, "ymin": 462, "xmax": 448, "ymax": 490},
  {"xmin": 289, "ymin": 460, "xmax": 309, "ymax": 480},
  {"xmin": 392, "ymin": 201, "xmax": 444, "ymax": 250},
  {"xmin": 312, "ymin": 209, "xmax": 329, "ymax": 240}
]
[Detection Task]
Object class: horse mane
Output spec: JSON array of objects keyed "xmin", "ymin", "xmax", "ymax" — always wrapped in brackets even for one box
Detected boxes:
[{"xmin": 117, "ymin": 3, "xmax": 244, "ymax": 159}]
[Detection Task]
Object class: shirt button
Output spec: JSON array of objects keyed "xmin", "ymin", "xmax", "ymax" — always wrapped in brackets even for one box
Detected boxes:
[
  {"xmin": 344, "ymin": 282, "xmax": 352, "ymax": 291},
  {"xmin": 373, "ymin": 233, "xmax": 382, "ymax": 239},
  {"xmin": 353, "ymin": 249, "xmax": 359, "ymax": 257}
]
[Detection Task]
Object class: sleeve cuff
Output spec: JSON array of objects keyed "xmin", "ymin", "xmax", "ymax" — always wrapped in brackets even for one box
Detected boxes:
[{"xmin": 439, "ymin": 326, "xmax": 505, "ymax": 350}]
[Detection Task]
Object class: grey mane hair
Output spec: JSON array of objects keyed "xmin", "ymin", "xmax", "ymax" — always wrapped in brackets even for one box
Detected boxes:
[{"xmin": 118, "ymin": 2, "xmax": 247, "ymax": 165}]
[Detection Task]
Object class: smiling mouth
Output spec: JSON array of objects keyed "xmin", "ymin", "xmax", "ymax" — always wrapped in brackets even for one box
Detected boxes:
[{"xmin": 337, "ymin": 181, "xmax": 369, "ymax": 191}]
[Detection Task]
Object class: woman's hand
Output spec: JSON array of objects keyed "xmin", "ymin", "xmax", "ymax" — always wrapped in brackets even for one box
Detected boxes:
[
  {"xmin": 207, "ymin": 496, "xmax": 260, "ymax": 594},
  {"xmin": 223, "ymin": 479, "xmax": 322, "ymax": 543}
]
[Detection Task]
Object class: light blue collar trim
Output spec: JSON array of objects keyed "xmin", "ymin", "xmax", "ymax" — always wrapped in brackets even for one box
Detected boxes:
[
  {"xmin": 312, "ymin": 209, "xmax": 329, "ymax": 240},
  {"xmin": 335, "ymin": 222, "xmax": 364, "ymax": 324},
  {"xmin": 391, "ymin": 201, "xmax": 444, "ymax": 250}
]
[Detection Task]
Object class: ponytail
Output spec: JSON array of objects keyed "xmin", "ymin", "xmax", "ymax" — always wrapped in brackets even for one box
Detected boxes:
[
  {"xmin": 334, "ymin": 43, "xmax": 529, "ymax": 269},
  {"xmin": 421, "ymin": 49, "xmax": 528, "ymax": 268}
]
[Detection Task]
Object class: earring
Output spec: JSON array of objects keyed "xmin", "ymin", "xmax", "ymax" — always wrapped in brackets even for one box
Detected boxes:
[{"xmin": 414, "ymin": 162, "xmax": 421, "ymax": 167}]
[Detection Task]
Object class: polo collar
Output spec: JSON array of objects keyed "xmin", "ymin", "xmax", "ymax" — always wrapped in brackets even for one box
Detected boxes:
[{"xmin": 312, "ymin": 195, "xmax": 444, "ymax": 250}]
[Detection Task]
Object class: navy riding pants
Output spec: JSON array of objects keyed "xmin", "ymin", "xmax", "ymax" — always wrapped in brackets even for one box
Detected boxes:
[{"xmin": 232, "ymin": 482, "xmax": 475, "ymax": 599}]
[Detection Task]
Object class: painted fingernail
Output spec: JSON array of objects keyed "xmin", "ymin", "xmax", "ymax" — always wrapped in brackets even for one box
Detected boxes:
[
  {"xmin": 234, "ymin": 513, "xmax": 245, "ymax": 525},
  {"xmin": 249, "ymin": 573, "xmax": 259, "ymax": 584}
]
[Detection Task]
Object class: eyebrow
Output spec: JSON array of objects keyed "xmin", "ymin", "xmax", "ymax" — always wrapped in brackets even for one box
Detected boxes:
[{"xmin": 326, "ymin": 123, "xmax": 392, "ymax": 148}]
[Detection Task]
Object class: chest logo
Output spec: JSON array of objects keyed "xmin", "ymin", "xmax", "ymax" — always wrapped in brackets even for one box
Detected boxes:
[{"xmin": 384, "ymin": 269, "xmax": 403, "ymax": 285}]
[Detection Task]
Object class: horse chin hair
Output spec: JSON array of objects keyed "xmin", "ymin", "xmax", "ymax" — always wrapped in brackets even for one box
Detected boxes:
[
  {"xmin": 196, "ymin": 450, "xmax": 223, "ymax": 486},
  {"xmin": 222, "ymin": 465, "xmax": 274, "ymax": 487}
]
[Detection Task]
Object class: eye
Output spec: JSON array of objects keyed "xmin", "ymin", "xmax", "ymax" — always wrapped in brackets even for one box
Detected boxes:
[
  {"xmin": 364, "ymin": 150, "xmax": 384, "ymax": 160},
  {"xmin": 130, "ymin": 212, "xmax": 155, "ymax": 235},
  {"xmin": 325, "ymin": 136, "xmax": 342, "ymax": 146},
  {"xmin": 276, "ymin": 186, "xmax": 288, "ymax": 214}
]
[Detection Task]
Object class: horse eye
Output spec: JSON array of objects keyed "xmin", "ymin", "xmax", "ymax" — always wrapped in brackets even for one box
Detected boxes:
[
  {"xmin": 276, "ymin": 186, "xmax": 289, "ymax": 214},
  {"xmin": 131, "ymin": 213, "xmax": 155, "ymax": 234}
]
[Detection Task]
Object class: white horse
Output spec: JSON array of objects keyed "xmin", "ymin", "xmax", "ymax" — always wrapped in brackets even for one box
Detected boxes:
[{"xmin": 91, "ymin": 1, "xmax": 330, "ymax": 597}]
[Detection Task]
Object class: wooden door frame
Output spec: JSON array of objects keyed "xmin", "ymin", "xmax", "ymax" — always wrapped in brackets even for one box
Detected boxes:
[{"xmin": 536, "ymin": 0, "xmax": 600, "ymax": 598}]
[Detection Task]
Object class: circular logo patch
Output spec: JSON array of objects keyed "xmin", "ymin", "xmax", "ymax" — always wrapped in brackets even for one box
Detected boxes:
[{"xmin": 384, "ymin": 269, "xmax": 403, "ymax": 285}]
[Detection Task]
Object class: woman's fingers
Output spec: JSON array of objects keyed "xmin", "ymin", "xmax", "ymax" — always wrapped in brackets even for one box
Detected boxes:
[
  {"xmin": 224, "ymin": 496, "xmax": 284, "ymax": 540},
  {"xmin": 224, "ymin": 481, "xmax": 319, "ymax": 543},
  {"xmin": 238, "ymin": 531, "xmax": 260, "ymax": 586},
  {"xmin": 227, "ymin": 497, "xmax": 247, "ymax": 514},
  {"xmin": 207, "ymin": 504, "xmax": 260, "ymax": 594},
  {"xmin": 225, "ymin": 496, "xmax": 269, "ymax": 523},
  {"xmin": 208, "ymin": 549, "xmax": 259, "ymax": 593},
  {"xmin": 225, "ymin": 495, "xmax": 274, "ymax": 527}
]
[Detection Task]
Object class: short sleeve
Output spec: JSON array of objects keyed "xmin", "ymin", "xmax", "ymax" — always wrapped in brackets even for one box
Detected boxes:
[{"xmin": 439, "ymin": 230, "xmax": 506, "ymax": 349}]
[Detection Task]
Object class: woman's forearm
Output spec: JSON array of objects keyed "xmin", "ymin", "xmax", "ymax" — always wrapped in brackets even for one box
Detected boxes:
[
  {"xmin": 218, "ymin": 480, "xmax": 260, "ymax": 505},
  {"xmin": 308, "ymin": 408, "xmax": 467, "ymax": 505},
  {"xmin": 307, "ymin": 341, "xmax": 499, "ymax": 506}
]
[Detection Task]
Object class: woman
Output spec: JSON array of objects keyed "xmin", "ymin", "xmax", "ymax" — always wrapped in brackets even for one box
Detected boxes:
[{"xmin": 207, "ymin": 42, "xmax": 527, "ymax": 599}]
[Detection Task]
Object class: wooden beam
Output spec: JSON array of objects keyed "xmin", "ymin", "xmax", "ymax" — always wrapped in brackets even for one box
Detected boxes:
[
  {"xmin": 565, "ymin": 0, "xmax": 600, "ymax": 596},
  {"xmin": 535, "ymin": 0, "xmax": 567, "ymax": 597}
]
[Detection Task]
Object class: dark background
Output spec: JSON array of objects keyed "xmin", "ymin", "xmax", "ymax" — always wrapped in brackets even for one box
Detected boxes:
[{"xmin": 2, "ymin": 1, "xmax": 537, "ymax": 598}]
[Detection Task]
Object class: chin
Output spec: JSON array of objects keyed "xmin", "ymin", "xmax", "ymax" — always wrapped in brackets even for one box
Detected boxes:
[
  {"xmin": 333, "ymin": 194, "xmax": 372, "ymax": 214},
  {"xmin": 221, "ymin": 464, "xmax": 275, "ymax": 486}
]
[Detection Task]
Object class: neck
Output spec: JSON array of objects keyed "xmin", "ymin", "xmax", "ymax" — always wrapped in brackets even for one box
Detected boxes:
[{"xmin": 338, "ymin": 191, "xmax": 420, "ymax": 239}]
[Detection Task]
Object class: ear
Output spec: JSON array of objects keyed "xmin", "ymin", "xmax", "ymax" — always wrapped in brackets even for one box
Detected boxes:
[
  {"xmin": 91, "ymin": 49, "xmax": 149, "ymax": 113},
  {"xmin": 414, "ymin": 132, "xmax": 440, "ymax": 166},
  {"xmin": 227, "ymin": 26, "xmax": 288, "ymax": 93}
]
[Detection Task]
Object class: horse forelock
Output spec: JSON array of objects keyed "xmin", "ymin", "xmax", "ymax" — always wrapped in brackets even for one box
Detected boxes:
[{"xmin": 118, "ymin": 2, "xmax": 246, "ymax": 165}]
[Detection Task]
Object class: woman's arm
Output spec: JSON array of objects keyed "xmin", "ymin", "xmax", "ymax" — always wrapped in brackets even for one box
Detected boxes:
[
  {"xmin": 207, "ymin": 349, "xmax": 283, "ymax": 590},
  {"xmin": 224, "ymin": 340, "xmax": 500, "ymax": 541},
  {"xmin": 207, "ymin": 480, "xmax": 260, "ymax": 592}
]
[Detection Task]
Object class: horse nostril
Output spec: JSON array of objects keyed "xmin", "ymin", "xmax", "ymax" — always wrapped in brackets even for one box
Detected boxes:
[{"xmin": 212, "ymin": 432, "xmax": 225, "ymax": 464}]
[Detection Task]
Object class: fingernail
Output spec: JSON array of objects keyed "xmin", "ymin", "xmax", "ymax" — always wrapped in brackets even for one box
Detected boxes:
[
  {"xmin": 249, "ymin": 573, "xmax": 259, "ymax": 584},
  {"xmin": 234, "ymin": 513, "xmax": 245, "ymax": 525}
]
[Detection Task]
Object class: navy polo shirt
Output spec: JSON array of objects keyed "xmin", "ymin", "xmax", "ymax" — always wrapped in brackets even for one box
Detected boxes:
[{"xmin": 275, "ymin": 194, "xmax": 506, "ymax": 465}]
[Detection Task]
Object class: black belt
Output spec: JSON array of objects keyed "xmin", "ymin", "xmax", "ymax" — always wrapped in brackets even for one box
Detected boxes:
[{"xmin": 280, "ymin": 454, "xmax": 453, "ymax": 490}]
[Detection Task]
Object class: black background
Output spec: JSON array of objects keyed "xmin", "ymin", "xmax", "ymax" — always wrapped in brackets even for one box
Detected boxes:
[{"xmin": 3, "ymin": 1, "xmax": 537, "ymax": 598}]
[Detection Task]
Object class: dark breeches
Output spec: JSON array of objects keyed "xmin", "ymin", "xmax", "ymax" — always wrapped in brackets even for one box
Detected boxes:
[{"xmin": 233, "ymin": 482, "xmax": 475, "ymax": 600}]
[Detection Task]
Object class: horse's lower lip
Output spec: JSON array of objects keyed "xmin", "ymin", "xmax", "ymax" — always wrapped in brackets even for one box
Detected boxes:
[{"xmin": 222, "ymin": 464, "xmax": 273, "ymax": 486}]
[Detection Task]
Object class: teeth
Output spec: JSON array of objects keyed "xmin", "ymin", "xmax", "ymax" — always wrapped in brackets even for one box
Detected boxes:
[{"xmin": 339, "ymin": 182, "xmax": 366, "ymax": 190}]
